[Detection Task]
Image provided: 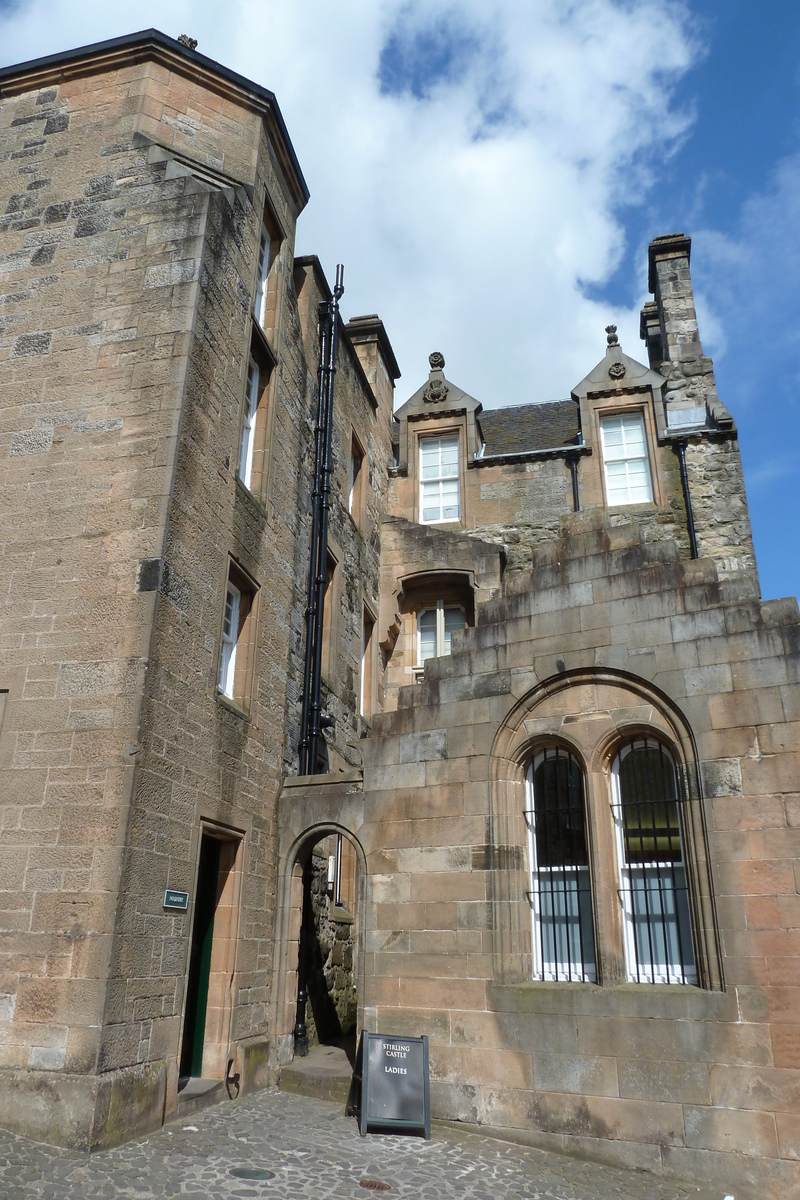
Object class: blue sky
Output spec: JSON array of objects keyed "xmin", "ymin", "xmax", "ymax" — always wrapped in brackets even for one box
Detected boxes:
[{"xmin": 0, "ymin": 1, "xmax": 797, "ymax": 602}]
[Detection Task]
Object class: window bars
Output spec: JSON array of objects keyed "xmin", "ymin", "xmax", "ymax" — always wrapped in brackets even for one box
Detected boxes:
[
  {"xmin": 525, "ymin": 748, "xmax": 596, "ymax": 982},
  {"xmin": 611, "ymin": 740, "xmax": 696, "ymax": 984}
]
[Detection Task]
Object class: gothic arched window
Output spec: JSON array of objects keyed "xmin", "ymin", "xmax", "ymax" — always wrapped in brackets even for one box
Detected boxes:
[
  {"xmin": 525, "ymin": 747, "xmax": 595, "ymax": 982},
  {"xmin": 611, "ymin": 740, "xmax": 696, "ymax": 985}
]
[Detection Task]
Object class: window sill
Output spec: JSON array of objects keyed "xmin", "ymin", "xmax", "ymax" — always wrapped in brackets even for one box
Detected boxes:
[
  {"xmin": 234, "ymin": 475, "xmax": 269, "ymax": 519},
  {"xmin": 605, "ymin": 500, "xmax": 658, "ymax": 511},
  {"xmin": 250, "ymin": 317, "xmax": 277, "ymax": 369},
  {"xmin": 216, "ymin": 691, "xmax": 251, "ymax": 721},
  {"xmin": 488, "ymin": 979, "xmax": 732, "ymax": 1021}
]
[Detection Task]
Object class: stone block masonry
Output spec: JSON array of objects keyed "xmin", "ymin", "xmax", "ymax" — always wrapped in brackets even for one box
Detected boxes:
[
  {"xmin": 356, "ymin": 511, "xmax": 800, "ymax": 1199},
  {"xmin": 2, "ymin": 32, "xmax": 799, "ymax": 1200},
  {"xmin": 0, "ymin": 31, "xmax": 382, "ymax": 1149}
]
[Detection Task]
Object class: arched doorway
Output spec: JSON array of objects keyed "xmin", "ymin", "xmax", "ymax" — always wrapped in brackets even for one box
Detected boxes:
[
  {"xmin": 293, "ymin": 831, "xmax": 359, "ymax": 1059},
  {"xmin": 272, "ymin": 818, "xmax": 367, "ymax": 1076}
]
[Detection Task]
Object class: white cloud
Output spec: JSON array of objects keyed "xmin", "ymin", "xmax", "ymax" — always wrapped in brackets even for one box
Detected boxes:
[{"xmin": 0, "ymin": 0, "xmax": 701, "ymax": 404}]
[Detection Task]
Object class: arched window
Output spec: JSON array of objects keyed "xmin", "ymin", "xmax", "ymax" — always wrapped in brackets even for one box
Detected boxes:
[
  {"xmin": 525, "ymin": 748, "xmax": 595, "ymax": 982},
  {"xmin": 611, "ymin": 740, "xmax": 696, "ymax": 985}
]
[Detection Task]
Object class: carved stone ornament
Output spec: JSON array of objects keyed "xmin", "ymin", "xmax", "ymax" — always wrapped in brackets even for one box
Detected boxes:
[
  {"xmin": 608, "ymin": 361, "xmax": 626, "ymax": 380},
  {"xmin": 177, "ymin": 34, "xmax": 198, "ymax": 49},
  {"xmin": 423, "ymin": 377, "xmax": 449, "ymax": 403},
  {"xmin": 605, "ymin": 324, "xmax": 619, "ymax": 346},
  {"xmin": 428, "ymin": 351, "xmax": 445, "ymax": 371}
]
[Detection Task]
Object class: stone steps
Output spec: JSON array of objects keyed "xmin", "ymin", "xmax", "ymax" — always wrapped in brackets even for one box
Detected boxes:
[
  {"xmin": 175, "ymin": 1077, "xmax": 227, "ymax": 1120},
  {"xmin": 278, "ymin": 1041, "xmax": 354, "ymax": 1105}
]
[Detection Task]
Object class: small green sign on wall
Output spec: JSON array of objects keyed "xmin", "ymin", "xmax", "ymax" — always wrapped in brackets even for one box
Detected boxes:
[{"xmin": 163, "ymin": 888, "xmax": 190, "ymax": 911}]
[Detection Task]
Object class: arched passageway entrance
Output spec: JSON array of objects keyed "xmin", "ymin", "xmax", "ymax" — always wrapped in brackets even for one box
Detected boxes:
[
  {"xmin": 271, "ymin": 784, "xmax": 368, "ymax": 1078},
  {"xmin": 293, "ymin": 830, "xmax": 359, "ymax": 1061}
]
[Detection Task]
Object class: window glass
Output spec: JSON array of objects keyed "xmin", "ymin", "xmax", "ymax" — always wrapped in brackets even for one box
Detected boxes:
[
  {"xmin": 420, "ymin": 435, "xmax": 460, "ymax": 522},
  {"xmin": 219, "ymin": 580, "xmax": 241, "ymax": 698},
  {"xmin": 254, "ymin": 224, "xmax": 271, "ymax": 328},
  {"xmin": 525, "ymin": 748, "xmax": 595, "ymax": 981},
  {"xmin": 443, "ymin": 605, "xmax": 465, "ymax": 654},
  {"xmin": 600, "ymin": 413, "xmax": 653, "ymax": 505},
  {"xmin": 239, "ymin": 360, "xmax": 259, "ymax": 490},
  {"xmin": 611, "ymin": 740, "xmax": 696, "ymax": 984},
  {"xmin": 417, "ymin": 602, "xmax": 464, "ymax": 663},
  {"xmin": 349, "ymin": 434, "xmax": 365, "ymax": 522},
  {"xmin": 417, "ymin": 609, "xmax": 438, "ymax": 662}
]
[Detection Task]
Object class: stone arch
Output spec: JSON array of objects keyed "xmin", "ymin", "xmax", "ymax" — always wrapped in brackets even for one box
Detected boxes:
[
  {"xmin": 270, "ymin": 777, "xmax": 368, "ymax": 1069},
  {"xmin": 489, "ymin": 667, "xmax": 721, "ymax": 989}
]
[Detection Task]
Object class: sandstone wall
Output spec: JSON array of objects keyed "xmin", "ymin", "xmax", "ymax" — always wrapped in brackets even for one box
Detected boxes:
[
  {"xmin": 0, "ymin": 36, "xmax": 362, "ymax": 1146},
  {"xmin": 358, "ymin": 511, "xmax": 800, "ymax": 1199}
]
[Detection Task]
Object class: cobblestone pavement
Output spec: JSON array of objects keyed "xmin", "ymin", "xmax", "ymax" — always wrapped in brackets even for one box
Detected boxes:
[{"xmin": 0, "ymin": 1088, "xmax": 732, "ymax": 1200}]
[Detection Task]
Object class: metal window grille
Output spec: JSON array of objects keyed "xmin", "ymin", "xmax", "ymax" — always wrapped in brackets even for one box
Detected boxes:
[
  {"xmin": 612, "ymin": 739, "xmax": 696, "ymax": 985},
  {"xmin": 525, "ymin": 748, "xmax": 596, "ymax": 982}
]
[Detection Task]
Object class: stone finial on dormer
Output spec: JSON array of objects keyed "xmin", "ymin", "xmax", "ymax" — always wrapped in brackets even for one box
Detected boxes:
[
  {"xmin": 604, "ymin": 326, "xmax": 626, "ymax": 379},
  {"xmin": 423, "ymin": 351, "xmax": 449, "ymax": 403}
]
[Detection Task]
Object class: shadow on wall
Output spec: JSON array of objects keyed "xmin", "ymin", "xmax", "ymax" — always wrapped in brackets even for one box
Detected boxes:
[{"xmin": 302, "ymin": 846, "xmax": 358, "ymax": 1047}]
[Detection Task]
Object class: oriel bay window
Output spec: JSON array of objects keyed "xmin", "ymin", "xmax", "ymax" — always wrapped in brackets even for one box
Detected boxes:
[
  {"xmin": 611, "ymin": 739, "xmax": 696, "ymax": 985},
  {"xmin": 525, "ymin": 748, "xmax": 596, "ymax": 982},
  {"xmin": 420, "ymin": 434, "xmax": 460, "ymax": 523}
]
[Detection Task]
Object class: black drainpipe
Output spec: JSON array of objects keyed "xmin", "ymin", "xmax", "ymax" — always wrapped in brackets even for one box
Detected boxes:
[
  {"xmin": 675, "ymin": 439, "xmax": 699, "ymax": 559},
  {"xmin": 298, "ymin": 264, "xmax": 344, "ymax": 775},
  {"xmin": 566, "ymin": 452, "xmax": 580, "ymax": 513}
]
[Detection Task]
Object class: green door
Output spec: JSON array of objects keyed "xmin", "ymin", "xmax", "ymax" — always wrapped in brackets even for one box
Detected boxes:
[{"xmin": 180, "ymin": 836, "xmax": 221, "ymax": 1078}]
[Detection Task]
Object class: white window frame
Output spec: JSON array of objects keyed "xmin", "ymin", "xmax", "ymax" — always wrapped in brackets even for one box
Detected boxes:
[
  {"xmin": 525, "ymin": 749, "xmax": 596, "ymax": 982},
  {"xmin": 611, "ymin": 740, "xmax": 697, "ymax": 985},
  {"xmin": 419, "ymin": 434, "xmax": 460, "ymax": 523},
  {"xmin": 239, "ymin": 359, "xmax": 259, "ymax": 490},
  {"xmin": 254, "ymin": 224, "xmax": 271, "ymax": 328},
  {"xmin": 599, "ymin": 412, "xmax": 653, "ymax": 506},
  {"xmin": 416, "ymin": 600, "xmax": 465, "ymax": 664},
  {"xmin": 218, "ymin": 580, "xmax": 241, "ymax": 699}
]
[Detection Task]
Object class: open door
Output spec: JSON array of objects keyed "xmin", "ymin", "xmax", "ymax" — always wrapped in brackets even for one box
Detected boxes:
[{"xmin": 180, "ymin": 831, "xmax": 241, "ymax": 1085}]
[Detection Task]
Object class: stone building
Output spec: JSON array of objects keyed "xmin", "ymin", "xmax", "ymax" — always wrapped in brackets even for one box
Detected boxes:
[{"xmin": 1, "ymin": 28, "xmax": 799, "ymax": 1200}]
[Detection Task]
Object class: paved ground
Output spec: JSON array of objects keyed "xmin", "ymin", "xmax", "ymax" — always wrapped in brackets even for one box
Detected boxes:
[{"xmin": 0, "ymin": 1088, "xmax": 733, "ymax": 1200}]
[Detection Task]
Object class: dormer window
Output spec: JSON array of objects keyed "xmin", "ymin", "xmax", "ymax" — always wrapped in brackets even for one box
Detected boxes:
[
  {"xmin": 420, "ymin": 434, "xmax": 460, "ymax": 523},
  {"xmin": 599, "ymin": 413, "xmax": 653, "ymax": 506}
]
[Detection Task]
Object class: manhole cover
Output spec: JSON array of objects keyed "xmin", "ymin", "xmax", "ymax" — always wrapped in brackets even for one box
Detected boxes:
[
  {"xmin": 229, "ymin": 1166, "xmax": 275, "ymax": 1180},
  {"xmin": 359, "ymin": 1182, "xmax": 390, "ymax": 1192}
]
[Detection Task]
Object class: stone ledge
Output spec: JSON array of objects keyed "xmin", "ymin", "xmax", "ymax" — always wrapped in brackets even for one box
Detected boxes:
[{"xmin": 488, "ymin": 980, "xmax": 733, "ymax": 1021}]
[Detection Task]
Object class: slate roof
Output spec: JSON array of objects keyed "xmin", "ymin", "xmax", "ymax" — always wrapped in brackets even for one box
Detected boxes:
[{"xmin": 478, "ymin": 400, "xmax": 580, "ymax": 456}]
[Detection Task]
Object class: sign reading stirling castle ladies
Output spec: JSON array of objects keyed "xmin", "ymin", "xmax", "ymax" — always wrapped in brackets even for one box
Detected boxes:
[{"xmin": 358, "ymin": 1033, "xmax": 430, "ymax": 1138}]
